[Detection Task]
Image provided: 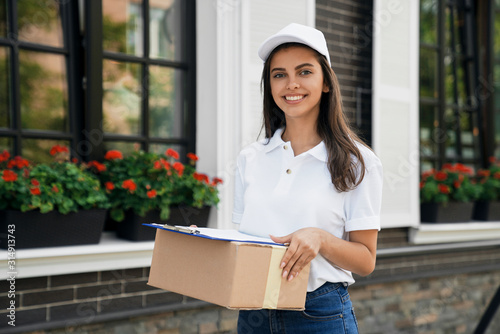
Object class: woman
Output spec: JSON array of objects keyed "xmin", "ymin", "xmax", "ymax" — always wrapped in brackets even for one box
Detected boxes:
[{"xmin": 233, "ymin": 23, "xmax": 383, "ymax": 333}]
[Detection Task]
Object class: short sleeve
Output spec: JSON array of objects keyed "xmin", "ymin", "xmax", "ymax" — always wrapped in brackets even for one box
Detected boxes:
[
  {"xmin": 344, "ymin": 159, "xmax": 383, "ymax": 232},
  {"xmin": 232, "ymin": 154, "xmax": 245, "ymax": 224}
]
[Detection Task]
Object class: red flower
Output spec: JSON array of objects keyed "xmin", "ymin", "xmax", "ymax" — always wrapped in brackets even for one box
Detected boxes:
[
  {"xmin": 2, "ymin": 170, "xmax": 18, "ymax": 182},
  {"xmin": 104, "ymin": 150, "xmax": 123, "ymax": 160},
  {"xmin": 52, "ymin": 186, "xmax": 59, "ymax": 193},
  {"xmin": 421, "ymin": 169, "xmax": 435, "ymax": 180},
  {"xmin": 72, "ymin": 158, "xmax": 78, "ymax": 164},
  {"xmin": 105, "ymin": 181, "xmax": 115, "ymax": 191},
  {"xmin": 50, "ymin": 144, "xmax": 69, "ymax": 156},
  {"xmin": 442, "ymin": 163, "xmax": 453, "ymax": 170},
  {"xmin": 193, "ymin": 172, "xmax": 209, "ymax": 183},
  {"xmin": 438, "ymin": 184, "xmax": 450, "ymax": 194},
  {"xmin": 0, "ymin": 150, "xmax": 10, "ymax": 163},
  {"xmin": 434, "ymin": 171, "xmax": 448, "ymax": 181},
  {"xmin": 7, "ymin": 156, "xmax": 29, "ymax": 169},
  {"xmin": 147, "ymin": 189, "xmax": 157, "ymax": 198},
  {"xmin": 453, "ymin": 180, "xmax": 461, "ymax": 188},
  {"xmin": 88, "ymin": 160, "xmax": 106, "ymax": 172},
  {"xmin": 212, "ymin": 177, "xmax": 223, "ymax": 185},
  {"xmin": 31, "ymin": 179, "xmax": 40, "ymax": 186},
  {"xmin": 166, "ymin": 148, "xmax": 179, "ymax": 160},
  {"xmin": 477, "ymin": 170, "xmax": 491, "ymax": 178},
  {"xmin": 455, "ymin": 163, "xmax": 473, "ymax": 175},
  {"xmin": 122, "ymin": 179, "xmax": 137, "ymax": 192},
  {"xmin": 489, "ymin": 156, "xmax": 497, "ymax": 164},
  {"xmin": 30, "ymin": 187, "xmax": 41, "ymax": 196},
  {"xmin": 173, "ymin": 162, "xmax": 185, "ymax": 176},
  {"xmin": 153, "ymin": 158, "xmax": 171, "ymax": 170},
  {"xmin": 494, "ymin": 172, "xmax": 500, "ymax": 180},
  {"xmin": 419, "ymin": 181, "xmax": 425, "ymax": 189},
  {"xmin": 187, "ymin": 153, "xmax": 199, "ymax": 161}
]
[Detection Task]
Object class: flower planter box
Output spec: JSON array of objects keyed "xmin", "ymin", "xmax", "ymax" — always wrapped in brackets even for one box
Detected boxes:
[
  {"xmin": 472, "ymin": 201, "xmax": 500, "ymax": 221},
  {"xmin": 0, "ymin": 209, "xmax": 106, "ymax": 249},
  {"xmin": 420, "ymin": 202, "xmax": 474, "ymax": 223},
  {"xmin": 117, "ymin": 205, "xmax": 212, "ymax": 241}
]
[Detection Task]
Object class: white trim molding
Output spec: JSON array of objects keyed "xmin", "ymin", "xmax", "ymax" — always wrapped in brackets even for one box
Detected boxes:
[
  {"xmin": 410, "ymin": 222, "xmax": 500, "ymax": 244},
  {"xmin": 0, "ymin": 233, "xmax": 154, "ymax": 279},
  {"xmin": 372, "ymin": 0, "xmax": 420, "ymax": 229}
]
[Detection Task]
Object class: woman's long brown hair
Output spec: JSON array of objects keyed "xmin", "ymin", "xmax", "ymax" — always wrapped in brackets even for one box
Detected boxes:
[{"xmin": 261, "ymin": 43, "xmax": 369, "ymax": 192}]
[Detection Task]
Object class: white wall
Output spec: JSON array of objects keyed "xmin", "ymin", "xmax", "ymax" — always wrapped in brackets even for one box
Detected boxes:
[
  {"xmin": 372, "ymin": 0, "xmax": 420, "ymax": 228},
  {"xmin": 196, "ymin": 0, "xmax": 316, "ymax": 229}
]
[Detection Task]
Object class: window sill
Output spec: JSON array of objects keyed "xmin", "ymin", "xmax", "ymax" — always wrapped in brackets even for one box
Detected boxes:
[
  {"xmin": 0, "ymin": 232, "xmax": 154, "ymax": 279},
  {"xmin": 409, "ymin": 221, "xmax": 500, "ymax": 244}
]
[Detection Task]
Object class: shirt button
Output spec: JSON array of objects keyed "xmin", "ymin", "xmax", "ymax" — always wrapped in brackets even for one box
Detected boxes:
[
  {"xmin": 283, "ymin": 145, "xmax": 288, "ymax": 150},
  {"xmin": 286, "ymin": 169, "xmax": 291, "ymax": 174}
]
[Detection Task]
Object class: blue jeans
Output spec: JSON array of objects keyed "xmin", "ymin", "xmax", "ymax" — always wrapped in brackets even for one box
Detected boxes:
[{"xmin": 237, "ymin": 282, "xmax": 359, "ymax": 334}]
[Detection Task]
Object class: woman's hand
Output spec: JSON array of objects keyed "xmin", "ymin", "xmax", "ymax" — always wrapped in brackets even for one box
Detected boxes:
[{"xmin": 270, "ymin": 228, "xmax": 325, "ymax": 282}]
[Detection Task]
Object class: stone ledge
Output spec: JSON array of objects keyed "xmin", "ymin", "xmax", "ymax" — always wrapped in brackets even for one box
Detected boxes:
[{"xmin": 409, "ymin": 222, "xmax": 500, "ymax": 244}]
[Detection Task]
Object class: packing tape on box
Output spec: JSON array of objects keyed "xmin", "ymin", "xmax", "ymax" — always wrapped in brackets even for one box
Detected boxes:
[{"xmin": 262, "ymin": 245, "xmax": 287, "ymax": 309}]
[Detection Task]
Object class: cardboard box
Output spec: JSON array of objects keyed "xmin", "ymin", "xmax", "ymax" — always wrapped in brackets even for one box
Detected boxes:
[{"xmin": 147, "ymin": 226, "xmax": 310, "ymax": 310}]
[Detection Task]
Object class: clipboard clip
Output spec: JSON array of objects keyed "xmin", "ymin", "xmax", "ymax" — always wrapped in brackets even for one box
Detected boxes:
[{"xmin": 161, "ymin": 224, "xmax": 200, "ymax": 234}]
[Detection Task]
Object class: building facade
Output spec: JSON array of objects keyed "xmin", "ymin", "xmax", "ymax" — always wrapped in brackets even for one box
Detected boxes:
[{"xmin": 1, "ymin": 0, "xmax": 500, "ymax": 333}]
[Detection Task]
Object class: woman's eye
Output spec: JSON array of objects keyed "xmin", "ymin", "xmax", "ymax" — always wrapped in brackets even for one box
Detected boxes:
[
  {"xmin": 273, "ymin": 73, "xmax": 285, "ymax": 78},
  {"xmin": 300, "ymin": 70, "xmax": 312, "ymax": 75}
]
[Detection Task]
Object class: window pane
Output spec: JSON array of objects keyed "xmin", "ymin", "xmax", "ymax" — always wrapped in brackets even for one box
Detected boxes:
[
  {"xmin": 103, "ymin": 141, "xmax": 141, "ymax": 156},
  {"xmin": 419, "ymin": 48, "xmax": 438, "ymax": 98},
  {"xmin": 495, "ymin": 12, "xmax": 500, "ymax": 59},
  {"xmin": 0, "ymin": 137, "xmax": 12, "ymax": 153},
  {"xmin": 0, "ymin": 47, "xmax": 10, "ymax": 128},
  {"xmin": 22, "ymin": 139, "xmax": 70, "ymax": 164},
  {"xmin": 444, "ymin": 108, "xmax": 457, "ymax": 159},
  {"xmin": 444, "ymin": 55, "xmax": 466, "ymax": 106},
  {"xmin": 103, "ymin": 0, "xmax": 143, "ymax": 56},
  {"xmin": 0, "ymin": 1, "xmax": 6, "ymax": 36},
  {"xmin": 495, "ymin": 65, "xmax": 500, "ymax": 158},
  {"xmin": 149, "ymin": 66, "xmax": 184, "ymax": 138},
  {"xmin": 150, "ymin": 0, "xmax": 183, "ymax": 61},
  {"xmin": 17, "ymin": 0, "xmax": 64, "ymax": 47},
  {"xmin": 103, "ymin": 60, "xmax": 142, "ymax": 135},
  {"xmin": 420, "ymin": 0, "xmax": 438, "ymax": 45},
  {"xmin": 419, "ymin": 105, "xmax": 438, "ymax": 160},
  {"xmin": 150, "ymin": 143, "xmax": 185, "ymax": 160},
  {"xmin": 19, "ymin": 50, "xmax": 69, "ymax": 131}
]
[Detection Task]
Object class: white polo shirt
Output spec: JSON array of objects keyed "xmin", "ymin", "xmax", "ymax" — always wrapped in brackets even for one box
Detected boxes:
[{"xmin": 232, "ymin": 128, "xmax": 383, "ymax": 291}]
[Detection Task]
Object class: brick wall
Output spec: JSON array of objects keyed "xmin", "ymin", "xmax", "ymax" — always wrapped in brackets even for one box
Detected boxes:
[
  {"xmin": 7, "ymin": 268, "xmax": 499, "ymax": 334},
  {"xmin": 316, "ymin": 0, "xmax": 374, "ymax": 145},
  {"xmin": 2, "ymin": 239, "xmax": 500, "ymax": 333},
  {"xmin": 352, "ymin": 270, "xmax": 500, "ymax": 334}
]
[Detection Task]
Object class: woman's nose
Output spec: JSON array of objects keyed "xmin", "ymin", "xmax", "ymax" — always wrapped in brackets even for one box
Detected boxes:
[{"xmin": 286, "ymin": 79, "xmax": 299, "ymax": 90}]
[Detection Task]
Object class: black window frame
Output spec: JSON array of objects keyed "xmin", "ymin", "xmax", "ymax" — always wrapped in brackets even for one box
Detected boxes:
[
  {"xmin": 419, "ymin": 0, "xmax": 488, "ymax": 172},
  {"xmin": 0, "ymin": 0, "xmax": 197, "ymax": 162}
]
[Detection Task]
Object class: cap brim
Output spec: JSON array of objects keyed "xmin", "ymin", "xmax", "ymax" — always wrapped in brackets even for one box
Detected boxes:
[{"xmin": 258, "ymin": 34, "xmax": 312, "ymax": 63}]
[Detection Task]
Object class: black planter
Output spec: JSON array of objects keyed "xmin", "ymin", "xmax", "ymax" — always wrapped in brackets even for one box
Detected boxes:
[
  {"xmin": 420, "ymin": 202, "xmax": 474, "ymax": 223},
  {"xmin": 0, "ymin": 209, "xmax": 106, "ymax": 249},
  {"xmin": 472, "ymin": 201, "xmax": 500, "ymax": 221},
  {"xmin": 117, "ymin": 205, "xmax": 211, "ymax": 241}
]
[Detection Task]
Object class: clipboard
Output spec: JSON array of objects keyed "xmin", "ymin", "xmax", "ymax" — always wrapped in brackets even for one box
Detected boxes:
[{"xmin": 143, "ymin": 223, "xmax": 284, "ymax": 246}]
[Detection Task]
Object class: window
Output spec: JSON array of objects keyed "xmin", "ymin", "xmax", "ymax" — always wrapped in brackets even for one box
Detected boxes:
[
  {"xmin": 419, "ymin": 0, "xmax": 486, "ymax": 172},
  {"xmin": 0, "ymin": 0, "xmax": 196, "ymax": 163},
  {"xmin": 493, "ymin": 0, "xmax": 500, "ymax": 157}
]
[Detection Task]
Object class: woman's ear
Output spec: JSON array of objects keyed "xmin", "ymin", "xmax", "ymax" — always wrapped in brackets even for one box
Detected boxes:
[{"xmin": 322, "ymin": 82, "xmax": 330, "ymax": 93}]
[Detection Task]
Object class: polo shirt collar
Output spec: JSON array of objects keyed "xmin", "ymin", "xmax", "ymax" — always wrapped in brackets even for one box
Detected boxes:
[
  {"xmin": 264, "ymin": 128, "xmax": 328, "ymax": 162},
  {"xmin": 263, "ymin": 128, "xmax": 286, "ymax": 153}
]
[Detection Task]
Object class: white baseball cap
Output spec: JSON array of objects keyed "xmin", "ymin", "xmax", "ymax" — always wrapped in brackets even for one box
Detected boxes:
[{"xmin": 258, "ymin": 23, "xmax": 331, "ymax": 66}]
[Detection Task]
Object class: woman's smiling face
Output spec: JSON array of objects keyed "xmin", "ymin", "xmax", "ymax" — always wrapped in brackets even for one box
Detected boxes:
[{"xmin": 269, "ymin": 45, "xmax": 329, "ymax": 123}]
